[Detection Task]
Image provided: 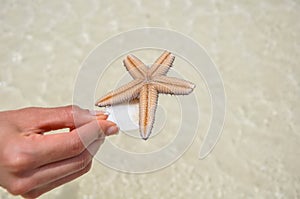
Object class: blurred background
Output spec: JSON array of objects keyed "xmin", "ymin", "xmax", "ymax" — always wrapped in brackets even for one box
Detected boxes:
[{"xmin": 0, "ymin": 0, "xmax": 299, "ymax": 198}]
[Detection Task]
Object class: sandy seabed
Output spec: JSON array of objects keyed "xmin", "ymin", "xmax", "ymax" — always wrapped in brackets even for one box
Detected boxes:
[{"xmin": 0, "ymin": 0, "xmax": 299, "ymax": 198}]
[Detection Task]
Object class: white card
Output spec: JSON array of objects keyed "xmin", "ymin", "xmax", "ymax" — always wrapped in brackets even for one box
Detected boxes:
[{"xmin": 106, "ymin": 102, "xmax": 139, "ymax": 132}]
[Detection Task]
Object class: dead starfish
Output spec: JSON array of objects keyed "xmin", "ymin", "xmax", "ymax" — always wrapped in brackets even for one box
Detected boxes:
[{"xmin": 95, "ymin": 51, "xmax": 195, "ymax": 140}]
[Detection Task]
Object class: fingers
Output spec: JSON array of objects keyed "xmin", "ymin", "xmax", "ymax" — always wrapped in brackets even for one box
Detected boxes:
[
  {"xmin": 22, "ymin": 161, "xmax": 92, "ymax": 199},
  {"xmin": 26, "ymin": 119, "xmax": 118, "ymax": 168},
  {"xmin": 14, "ymin": 139, "xmax": 102, "ymax": 197},
  {"xmin": 11, "ymin": 105, "xmax": 107, "ymax": 133}
]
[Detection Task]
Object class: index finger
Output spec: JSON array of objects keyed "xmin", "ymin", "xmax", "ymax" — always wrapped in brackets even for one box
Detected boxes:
[{"xmin": 11, "ymin": 105, "xmax": 107, "ymax": 133}]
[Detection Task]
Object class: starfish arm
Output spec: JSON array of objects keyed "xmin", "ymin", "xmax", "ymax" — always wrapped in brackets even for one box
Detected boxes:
[
  {"xmin": 152, "ymin": 76, "xmax": 196, "ymax": 95},
  {"xmin": 123, "ymin": 54, "xmax": 148, "ymax": 78},
  {"xmin": 139, "ymin": 84, "xmax": 158, "ymax": 140},
  {"xmin": 149, "ymin": 51, "xmax": 175, "ymax": 76},
  {"xmin": 95, "ymin": 79, "xmax": 144, "ymax": 107}
]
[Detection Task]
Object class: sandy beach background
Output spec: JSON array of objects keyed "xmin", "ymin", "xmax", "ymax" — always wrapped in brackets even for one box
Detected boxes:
[{"xmin": 0, "ymin": 0, "xmax": 299, "ymax": 198}]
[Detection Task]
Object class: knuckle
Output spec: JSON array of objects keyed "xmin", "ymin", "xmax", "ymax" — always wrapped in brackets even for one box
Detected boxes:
[
  {"xmin": 61, "ymin": 105, "xmax": 75, "ymax": 125},
  {"xmin": 71, "ymin": 105, "xmax": 89, "ymax": 115},
  {"xmin": 75, "ymin": 151, "xmax": 91, "ymax": 171},
  {"xmin": 5, "ymin": 151, "xmax": 32, "ymax": 173},
  {"xmin": 62, "ymin": 105, "xmax": 89, "ymax": 128},
  {"xmin": 85, "ymin": 161, "xmax": 92, "ymax": 172},
  {"xmin": 10, "ymin": 157, "xmax": 28, "ymax": 173},
  {"xmin": 72, "ymin": 105, "xmax": 89, "ymax": 115},
  {"xmin": 70, "ymin": 105, "xmax": 79, "ymax": 116},
  {"xmin": 80, "ymin": 161, "xmax": 92, "ymax": 175},
  {"xmin": 70, "ymin": 104, "xmax": 80, "ymax": 111},
  {"xmin": 69, "ymin": 136, "xmax": 84, "ymax": 155},
  {"xmin": 69, "ymin": 105, "xmax": 80, "ymax": 115}
]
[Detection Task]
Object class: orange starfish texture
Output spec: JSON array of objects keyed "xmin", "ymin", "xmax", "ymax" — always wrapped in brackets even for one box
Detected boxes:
[{"xmin": 96, "ymin": 51, "xmax": 195, "ymax": 140}]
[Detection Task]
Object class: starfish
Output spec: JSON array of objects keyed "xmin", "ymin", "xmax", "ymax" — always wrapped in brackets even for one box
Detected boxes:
[{"xmin": 95, "ymin": 51, "xmax": 195, "ymax": 140}]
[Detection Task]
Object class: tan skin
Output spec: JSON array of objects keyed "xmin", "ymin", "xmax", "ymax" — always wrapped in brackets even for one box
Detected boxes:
[{"xmin": 0, "ymin": 105, "xmax": 119, "ymax": 198}]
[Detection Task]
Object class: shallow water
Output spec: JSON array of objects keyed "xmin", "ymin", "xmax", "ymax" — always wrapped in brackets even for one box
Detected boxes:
[{"xmin": 0, "ymin": 0, "xmax": 299, "ymax": 198}]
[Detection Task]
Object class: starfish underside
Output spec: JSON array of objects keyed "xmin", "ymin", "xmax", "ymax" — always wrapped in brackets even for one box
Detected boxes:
[{"xmin": 96, "ymin": 51, "xmax": 195, "ymax": 140}]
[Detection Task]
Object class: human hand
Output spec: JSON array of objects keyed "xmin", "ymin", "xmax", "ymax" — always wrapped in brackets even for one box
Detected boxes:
[{"xmin": 0, "ymin": 105, "xmax": 118, "ymax": 198}]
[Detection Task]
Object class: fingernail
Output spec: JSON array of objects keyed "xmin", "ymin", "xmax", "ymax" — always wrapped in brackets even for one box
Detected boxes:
[
  {"xmin": 89, "ymin": 110, "xmax": 110, "ymax": 116},
  {"xmin": 106, "ymin": 125, "xmax": 119, "ymax": 136}
]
